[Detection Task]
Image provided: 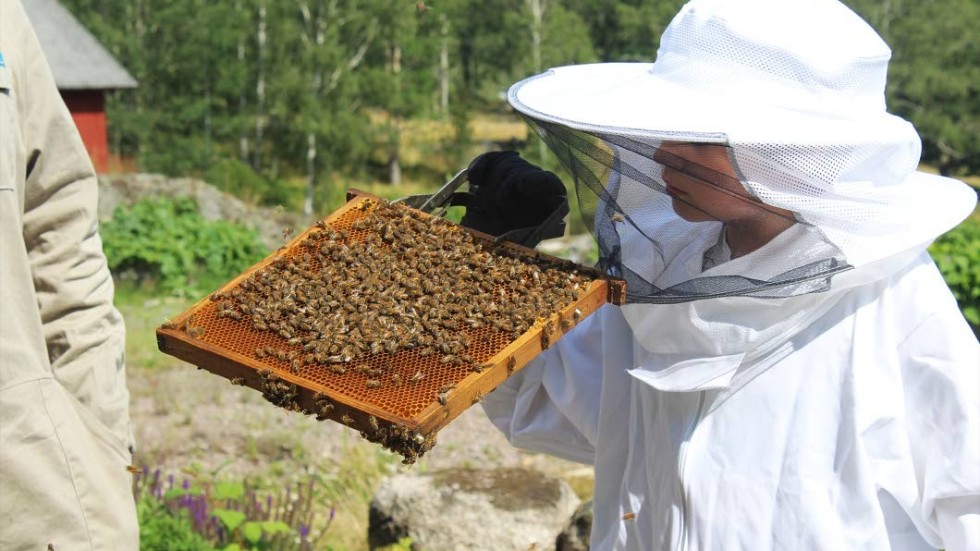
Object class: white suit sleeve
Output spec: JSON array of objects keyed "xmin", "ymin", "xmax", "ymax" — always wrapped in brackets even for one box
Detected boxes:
[
  {"xmin": 898, "ymin": 302, "xmax": 980, "ymax": 551},
  {"xmin": 482, "ymin": 304, "xmax": 620, "ymax": 465}
]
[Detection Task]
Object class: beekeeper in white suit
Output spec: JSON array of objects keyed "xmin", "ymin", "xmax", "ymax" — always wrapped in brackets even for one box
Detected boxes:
[
  {"xmin": 0, "ymin": 0, "xmax": 139, "ymax": 548},
  {"xmin": 461, "ymin": 0, "xmax": 980, "ymax": 549}
]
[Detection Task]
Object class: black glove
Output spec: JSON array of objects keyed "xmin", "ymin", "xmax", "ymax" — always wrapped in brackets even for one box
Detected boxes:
[{"xmin": 460, "ymin": 151, "xmax": 568, "ymax": 244}]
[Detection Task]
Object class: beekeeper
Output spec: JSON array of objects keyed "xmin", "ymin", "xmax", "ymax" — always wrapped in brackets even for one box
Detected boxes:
[
  {"xmin": 0, "ymin": 0, "xmax": 139, "ymax": 548},
  {"xmin": 468, "ymin": 0, "xmax": 980, "ymax": 549}
]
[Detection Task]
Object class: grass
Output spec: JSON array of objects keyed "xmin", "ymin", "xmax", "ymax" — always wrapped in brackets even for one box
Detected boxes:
[{"xmin": 115, "ymin": 286, "xmax": 194, "ymax": 371}]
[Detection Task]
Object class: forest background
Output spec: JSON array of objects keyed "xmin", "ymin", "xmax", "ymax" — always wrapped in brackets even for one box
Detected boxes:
[{"xmin": 65, "ymin": 0, "xmax": 978, "ymax": 216}]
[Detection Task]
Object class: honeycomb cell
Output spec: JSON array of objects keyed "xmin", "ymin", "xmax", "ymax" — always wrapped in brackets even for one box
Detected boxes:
[{"xmin": 157, "ymin": 194, "xmax": 621, "ymax": 463}]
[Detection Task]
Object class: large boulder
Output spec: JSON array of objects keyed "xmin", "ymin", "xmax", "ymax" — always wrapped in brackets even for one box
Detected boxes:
[
  {"xmin": 555, "ymin": 499, "xmax": 592, "ymax": 551},
  {"xmin": 369, "ymin": 467, "xmax": 581, "ymax": 550}
]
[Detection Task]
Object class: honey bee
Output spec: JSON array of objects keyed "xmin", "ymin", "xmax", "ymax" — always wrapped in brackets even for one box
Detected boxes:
[
  {"xmin": 507, "ymin": 356, "xmax": 517, "ymax": 373},
  {"xmin": 410, "ymin": 371, "xmax": 424, "ymax": 383},
  {"xmin": 126, "ymin": 465, "xmax": 141, "ymax": 474},
  {"xmin": 368, "ymin": 415, "xmax": 380, "ymax": 431},
  {"xmin": 230, "ymin": 377, "xmax": 246, "ymax": 386},
  {"xmin": 161, "ymin": 320, "xmax": 177, "ymax": 330},
  {"xmin": 573, "ymin": 308, "xmax": 583, "ymax": 322},
  {"xmin": 187, "ymin": 326, "xmax": 204, "ymax": 338},
  {"xmin": 471, "ymin": 390, "xmax": 485, "ymax": 405},
  {"xmin": 541, "ymin": 326, "xmax": 552, "ymax": 349},
  {"xmin": 366, "ymin": 379, "xmax": 382, "ymax": 389},
  {"xmin": 622, "ymin": 512, "xmax": 636, "ymax": 521},
  {"xmin": 282, "ymin": 226, "xmax": 294, "ymax": 239},
  {"xmin": 340, "ymin": 414, "xmax": 354, "ymax": 425},
  {"xmin": 391, "ymin": 373, "xmax": 402, "ymax": 385},
  {"xmin": 611, "ymin": 213, "xmax": 625, "ymax": 223},
  {"xmin": 437, "ymin": 392, "xmax": 449, "ymax": 405}
]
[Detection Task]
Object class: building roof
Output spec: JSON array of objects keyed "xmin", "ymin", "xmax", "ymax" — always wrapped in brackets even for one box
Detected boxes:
[{"xmin": 22, "ymin": 0, "xmax": 137, "ymax": 90}]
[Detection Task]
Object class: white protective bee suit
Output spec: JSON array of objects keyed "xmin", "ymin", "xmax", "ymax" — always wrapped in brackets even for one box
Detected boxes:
[
  {"xmin": 0, "ymin": 0, "xmax": 139, "ymax": 548},
  {"xmin": 482, "ymin": 0, "xmax": 980, "ymax": 549}
]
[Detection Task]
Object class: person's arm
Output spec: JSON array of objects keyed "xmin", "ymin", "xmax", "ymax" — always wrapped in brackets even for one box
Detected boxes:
[
  {"xmin": 14, "ymin": 1, "xmax": 133, "ymax": 452},
  {"xmin": 482, "ymin": 305, "xmax": 628, "ymax": 465},
  {"xmin": 898, "ymin": 298, "xmax": 980, "ymax": 551}
]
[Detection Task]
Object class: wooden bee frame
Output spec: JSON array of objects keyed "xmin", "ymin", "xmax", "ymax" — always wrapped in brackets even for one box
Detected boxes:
[{"xmin": 156, "ymin": 190, "xmax": 626, "ymax": 463}]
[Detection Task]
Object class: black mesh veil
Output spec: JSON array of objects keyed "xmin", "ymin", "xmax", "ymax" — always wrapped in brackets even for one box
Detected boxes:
[{"xmin": 526, "ymin": 117, "xmax": 852, "ymax": 304}]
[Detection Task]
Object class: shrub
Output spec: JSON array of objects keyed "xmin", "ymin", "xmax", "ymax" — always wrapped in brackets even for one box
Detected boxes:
[
  {"xmin": 137, "ymin": 493, "xmax": 213, "ymax": 551},
  {"xmin": 101, "ymin": 197, "xmax": 268, "ymax": 296},
  {"xmin": 134, "ymin": 468, "xmax": 330, "ymax": 551},
  {"xmin": 205, "ymin": 158, "xmax": 297, "ymax": 209}
]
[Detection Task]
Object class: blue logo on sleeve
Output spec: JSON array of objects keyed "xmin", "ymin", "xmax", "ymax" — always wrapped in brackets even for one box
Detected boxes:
[{"xmin": 0, "ymin": 52, "xmax": 5, "ymax": 68}]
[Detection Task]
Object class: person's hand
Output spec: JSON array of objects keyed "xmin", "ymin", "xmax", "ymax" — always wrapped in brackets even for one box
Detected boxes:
[{"xmin": 460, "ymin": 151, "xmax": 567, "ymax": 242}]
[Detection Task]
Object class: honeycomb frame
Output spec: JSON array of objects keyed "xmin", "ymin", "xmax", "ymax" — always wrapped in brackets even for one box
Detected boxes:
[{"xmin": 156, "ymin": 190, "xmax": 626, "ymax": 463}]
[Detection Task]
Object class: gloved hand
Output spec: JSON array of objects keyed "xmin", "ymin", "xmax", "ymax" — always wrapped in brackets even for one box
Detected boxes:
[{"xmin": 460, "ymin": 151, "xmax": 568, "ymax": 243}]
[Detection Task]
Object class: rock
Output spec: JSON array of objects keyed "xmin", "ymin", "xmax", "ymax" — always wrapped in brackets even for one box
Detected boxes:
[
  {"xmin": 556, "ymin": 499, "xmax": 592, "ymax": 551},
  {"xmin": 97, "ymin": 173, "xmax": 310, "ymax": 250},
  {"xmin": 369, "ymin": 467, "xmax": 581, "ymax": 551}
]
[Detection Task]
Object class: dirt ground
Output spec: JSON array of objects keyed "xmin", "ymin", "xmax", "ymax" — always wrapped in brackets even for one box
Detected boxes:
[{"xmin": 128, "ymin": 363, "xmax": 589, "ymax": 486}]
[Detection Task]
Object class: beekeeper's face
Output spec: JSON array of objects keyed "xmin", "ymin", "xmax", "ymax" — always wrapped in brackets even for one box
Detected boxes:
[{"xmin": 654, "ymin": 142, "xmax": 773, "ymax": 223}]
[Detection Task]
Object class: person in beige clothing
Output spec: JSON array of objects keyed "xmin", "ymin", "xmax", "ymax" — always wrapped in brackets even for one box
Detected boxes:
[{"xmin": 0, "ymin": 0, "xmax": 139, "ymax": 548}]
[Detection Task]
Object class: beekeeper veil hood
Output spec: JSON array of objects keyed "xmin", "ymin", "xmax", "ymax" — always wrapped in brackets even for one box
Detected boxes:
[{"xmin": 508, "ymin": 0, "xmax": 976, "ymax": 306}]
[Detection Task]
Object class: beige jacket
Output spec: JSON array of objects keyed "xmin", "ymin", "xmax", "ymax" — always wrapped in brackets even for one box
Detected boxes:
[{"xmin": 0, "ymin": 0, "xmax": 139, "ymax": 548}]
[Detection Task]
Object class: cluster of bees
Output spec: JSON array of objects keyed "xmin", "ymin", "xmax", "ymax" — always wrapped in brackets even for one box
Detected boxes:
[
  {"xmin": 214, "ymin": 199, "xmax": 591, "ymax": 383},
  {"xmin": 190, "ymin": 198, "xmax": 594, "ymax": 462},
  {"xmin": 250, "ymin": 368, "xmax": 434, "ymax": 463}
]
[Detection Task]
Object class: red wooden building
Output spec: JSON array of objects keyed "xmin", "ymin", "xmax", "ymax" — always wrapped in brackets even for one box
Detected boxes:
[{"xmin": 23, "ymin": 0, "xmax": 137, "ymax": 174}]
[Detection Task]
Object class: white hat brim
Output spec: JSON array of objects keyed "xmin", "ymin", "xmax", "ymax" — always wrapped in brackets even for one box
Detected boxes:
[{"xmin": 508, "ymin": 63, "xmax": 914, "ymax": 146}]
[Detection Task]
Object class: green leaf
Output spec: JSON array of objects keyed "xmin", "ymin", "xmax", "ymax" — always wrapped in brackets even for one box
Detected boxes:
[
  {"xmin": 241, "ymin": 521, "xmax": 264, "ymax": 544},
  {"xmin": 260, "ymin": 520, "xmax": 291, "ymax": 535},
  {"xmin": 162, "ymin": 485, "xmax": 202, "ymax": 500},
  {"xmin": 213, "ymin": 481, "xmax": 246, "ymax": 500},
  {"xmin": 213, "ymin": 508, "xmax": 247, "ymax": 533}
]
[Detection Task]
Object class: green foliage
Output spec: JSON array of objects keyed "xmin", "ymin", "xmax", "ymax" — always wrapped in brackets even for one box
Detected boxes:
[
  {"xmin": 929, "ymin": 213, "xmax": 980, "ymax": 328},
  {"xmin": 134, "ymin": 470, "xmax": 328, "ymax": 551},
  {"xmin": 101, "ymin": 197, "xmax": 267, "ymax": 295},
  {"xmin": 205, "ymin": 158, "xmax": 296, "ymax": 208},
  {"xmin": 137, "ymin": 494, "xmax": 214, "ymax": 551}
]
